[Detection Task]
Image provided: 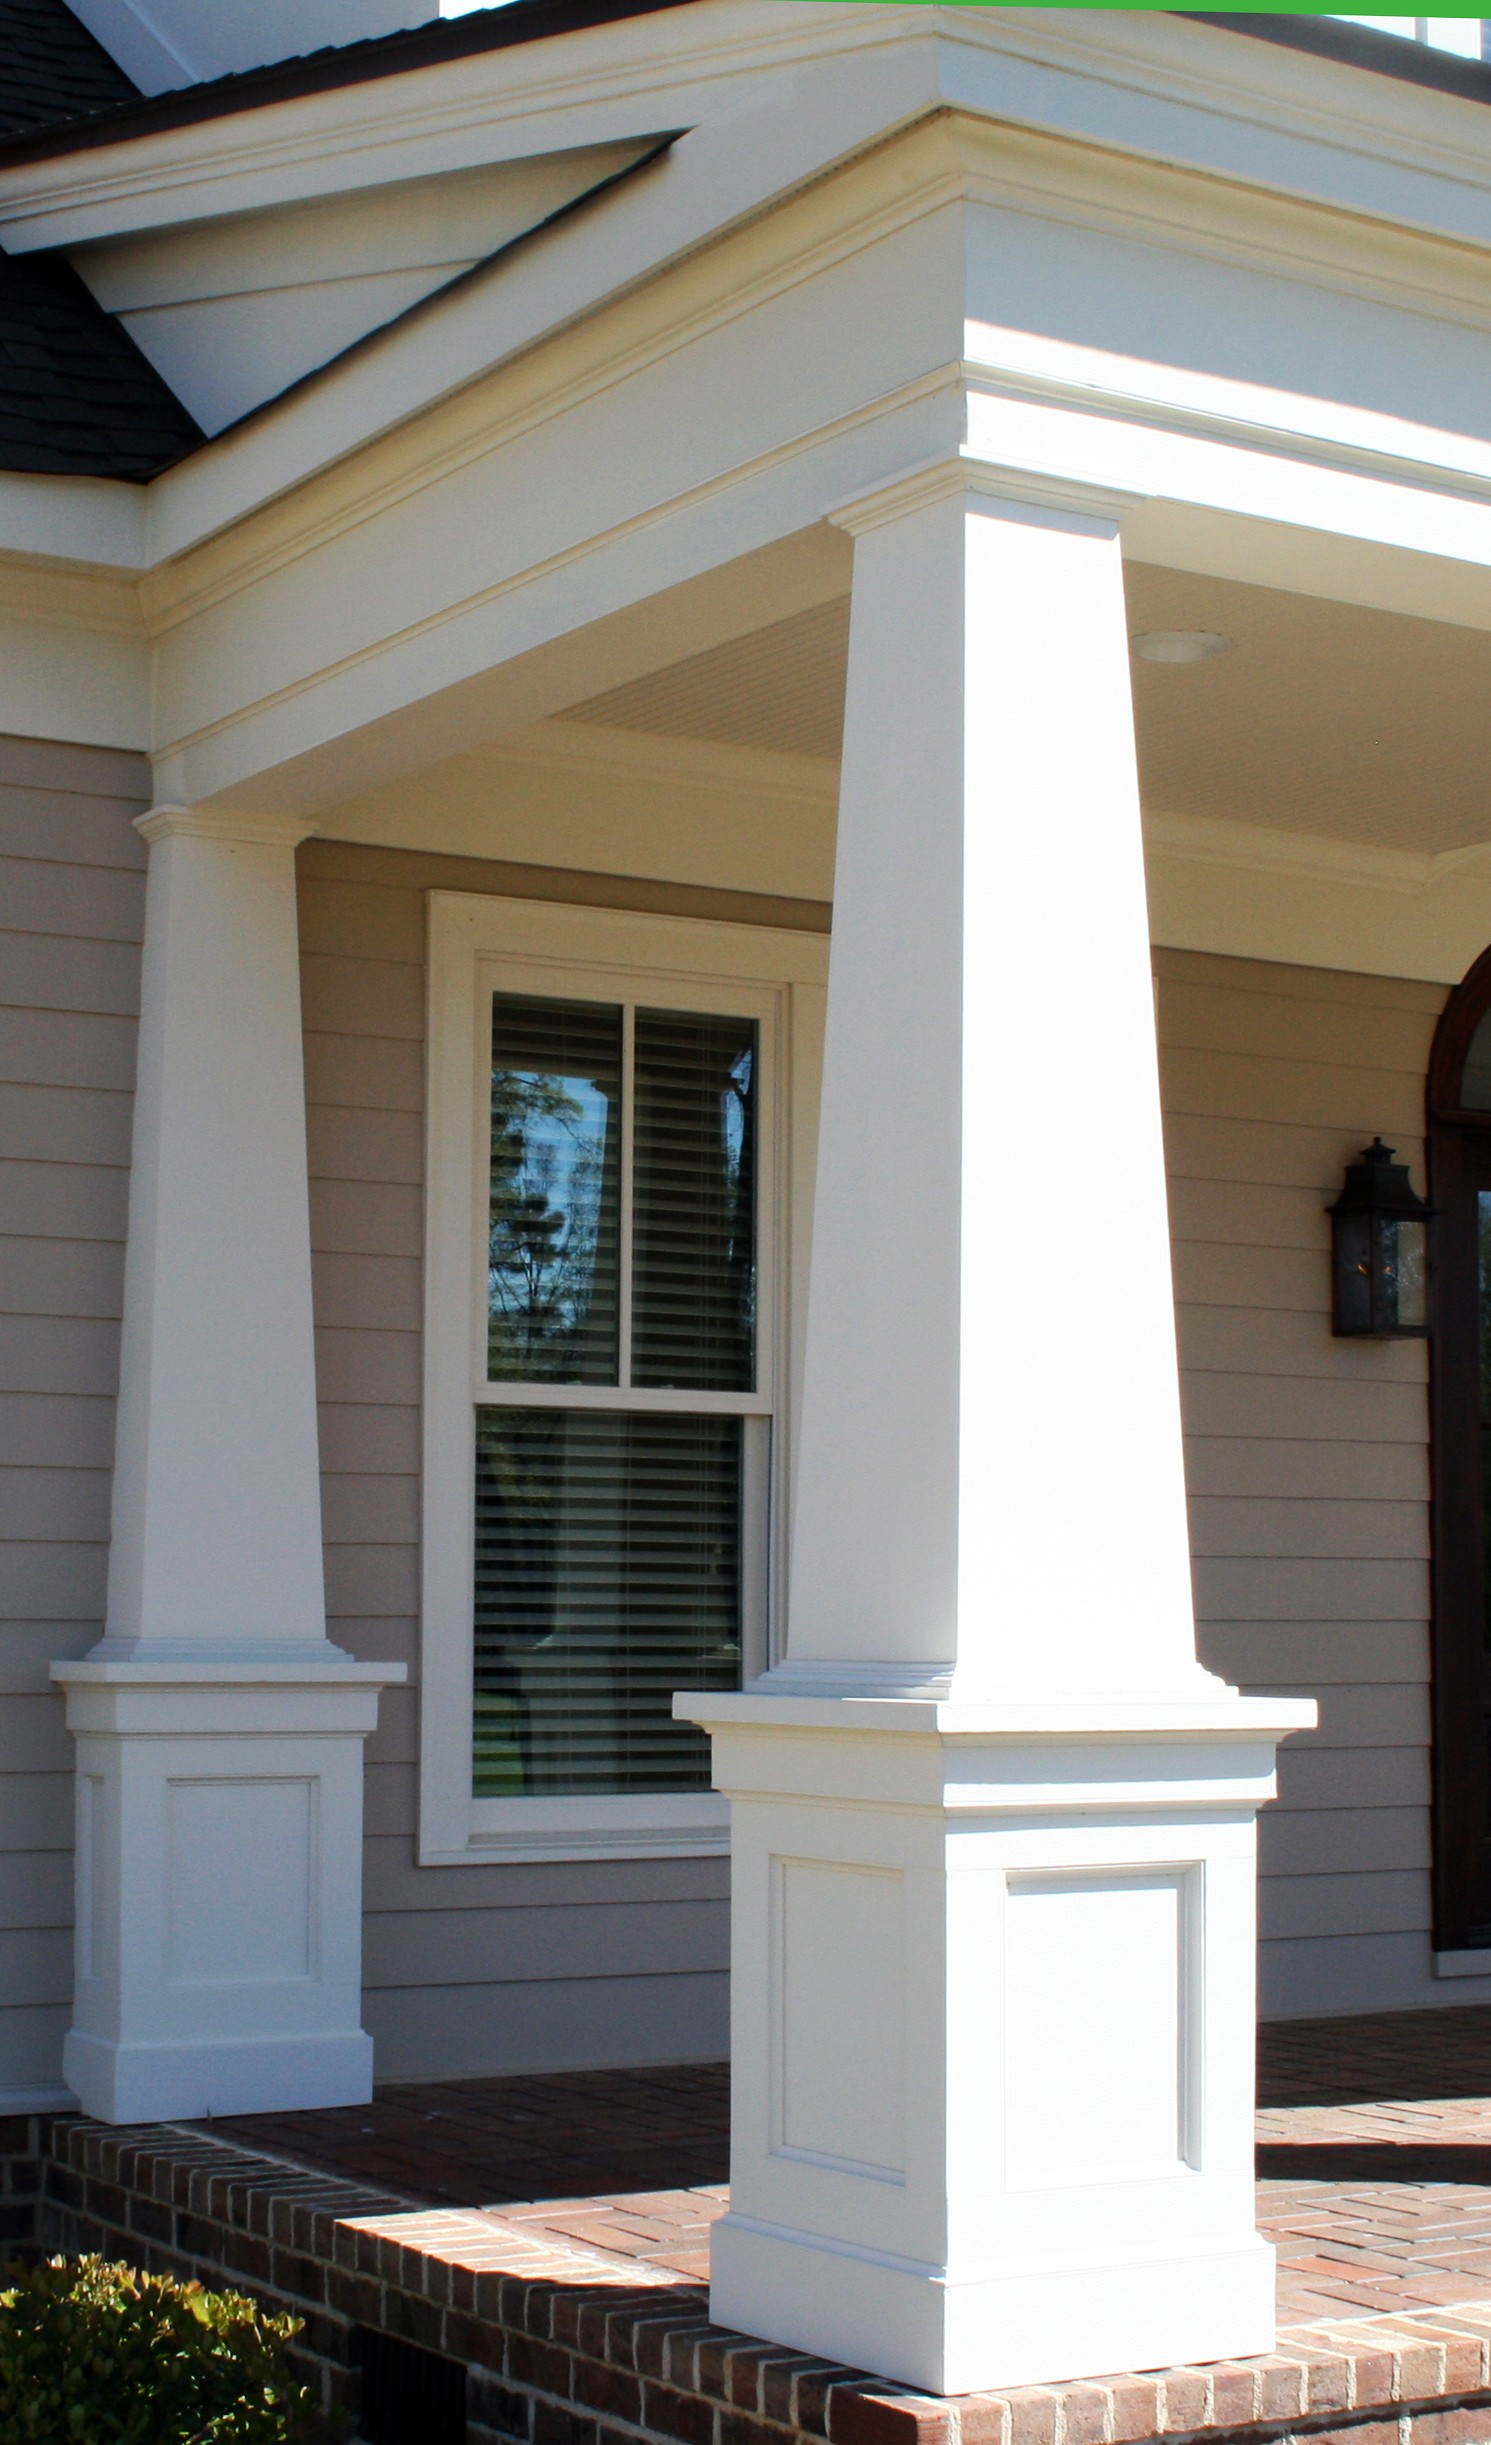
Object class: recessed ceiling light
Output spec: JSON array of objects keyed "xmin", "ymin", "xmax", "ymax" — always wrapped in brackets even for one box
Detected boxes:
[{"xmin": 1131, "ymin": 629, "xmax": 1234, "ymax": 665}]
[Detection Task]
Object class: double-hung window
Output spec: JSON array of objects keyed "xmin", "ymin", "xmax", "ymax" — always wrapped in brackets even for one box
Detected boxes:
[{"xmin": 421, "ymin": 894, "xmax": 825, "ymax": 1862}]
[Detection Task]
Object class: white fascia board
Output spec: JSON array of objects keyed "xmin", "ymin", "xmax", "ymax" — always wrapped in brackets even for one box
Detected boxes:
[
  {"xmin": 141, "ymin": 28, "xmax": 948, "ymax": 561},
  {"xmin": 933, "ymin": 7, "xmax": 1491, "ymax": 254},
  {"xmin": 118, "ymin": 6, "xmax": 1491, "ymax": 567},
  {"xmin": 1144, "ymin": 806, "xmax": 1491, "ymax": 986},
  {"xmin": 0, "ymin": 470, "xmax": 145, "ymax": 571},
  {"xmin": 0, "ymin": 1, "xmax": 914, "ymax": 250},
  {"xmin": 15, "ymin": 4, "xmax": 1491, "ymax": 260}
]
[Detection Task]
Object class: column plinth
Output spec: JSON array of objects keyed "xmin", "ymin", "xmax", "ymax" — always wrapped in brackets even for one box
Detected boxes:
[
  {"xmin": 53, "ymin": 806, "xmax": 401, "ymax": 2124},
  {"xmin": 679, "ymin": 462, "xmax": 1311, "ymax": 2394}
]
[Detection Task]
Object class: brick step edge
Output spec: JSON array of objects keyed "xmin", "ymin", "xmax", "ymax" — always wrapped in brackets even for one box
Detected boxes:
[{"xmin": 29, "ymin": 2117, "xmax": 1491, "ymax": 2445}]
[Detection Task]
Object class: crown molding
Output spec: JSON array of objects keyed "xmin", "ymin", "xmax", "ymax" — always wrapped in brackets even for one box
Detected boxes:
[
  {"xmin": 136, "ymin": 803, "xmax": 317, "ymax": 846},
  {"xmin": 0, "ymin": 552, "xmax": 143, "ymax": 637},
  {"xmin": 828, "ymin": 453, "xmax": 1138, "ymax": 539},
  {"xmin": 1144, "ymin": 805, "xmax": 1491, "ymax": 894},
  {"xmin": 474, "ymin": 717, "xmax": 840, "ymax": 805}
]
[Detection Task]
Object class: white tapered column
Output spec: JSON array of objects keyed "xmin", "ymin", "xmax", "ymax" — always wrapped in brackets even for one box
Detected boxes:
[
  {"xmin": 682, "ymin": 469, "xmax": 1310, "ymax": 2395},
  {"xmin": 54, "ymin": 808, "xmax": 401, "ymax": 2124}
]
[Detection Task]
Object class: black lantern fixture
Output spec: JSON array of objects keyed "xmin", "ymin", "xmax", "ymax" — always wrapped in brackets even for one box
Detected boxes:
[{"xmin": 1328, "ymin": 1139, "xmax": 1431, "ymax": 1338}]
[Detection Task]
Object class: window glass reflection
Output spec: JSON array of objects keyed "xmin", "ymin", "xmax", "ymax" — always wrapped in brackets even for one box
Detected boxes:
[{"xmin": 487, "ymin": 995, "xmax": 621, "ymax": 1383}]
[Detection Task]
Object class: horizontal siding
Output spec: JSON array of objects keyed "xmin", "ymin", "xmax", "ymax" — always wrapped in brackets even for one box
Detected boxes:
[
  {"xmin": 298, "ymin": 841, "xmax": 784, "ymax": 2080},
  {"xmin": 1157, "ymin": 946, "xmax": 1457, "ymax": 2017},
  {"xmin": 364, "ymin": 1971, "xmax": 730, "ymax": 2084},
  {"xmin": 0, "ymin": 735, "xmax": 148, "ymax": 2095}
]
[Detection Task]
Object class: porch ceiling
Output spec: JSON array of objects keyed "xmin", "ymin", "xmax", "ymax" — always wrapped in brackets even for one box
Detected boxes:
[{"xmin": 558, "ymin": 566, "xmax": 1491, "ymax": 861}]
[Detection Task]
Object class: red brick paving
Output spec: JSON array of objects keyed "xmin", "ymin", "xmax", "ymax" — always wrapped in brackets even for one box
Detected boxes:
[{"xmin": 217, "ymin": 2005, "xmax": 1491, "ymax": 2334}]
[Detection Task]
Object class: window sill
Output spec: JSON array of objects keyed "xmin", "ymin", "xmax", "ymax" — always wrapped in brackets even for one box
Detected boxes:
[{"xmin": 419, "ymin": 1792, "xmax": 729, "ymax": 1866}]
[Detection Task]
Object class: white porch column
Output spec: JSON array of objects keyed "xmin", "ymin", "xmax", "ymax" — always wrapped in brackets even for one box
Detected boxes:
[
  {"xmin": 682, "ymin": 470, "xmax": 1312, "ymax": 2396},
  {"xmin": 53, "ymin": 807, "xmax": 401, "ymax": 2124}
]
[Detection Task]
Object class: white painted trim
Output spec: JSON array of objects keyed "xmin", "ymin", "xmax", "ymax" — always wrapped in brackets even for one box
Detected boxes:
[
  {"xmin": 1144, "ymin": 806, "xmax": 1491, "ymax": 894},
  {"xmin": 0, "ymin": 2085, "xmax": 76, "ymax": 2113},
  {"xmin": 1144, "ymin": 808, "xmax": 1491, "ymax": 984},
  {"xmin": 135, "ymin": 803, "xmax": 317, "ymax": 848},
  {"xmin": 0, "ymin": 474, "xmax": 145, "ymax": 573},
  {"xmin": 1436, "ymin": 1948, "xmax": 1491, "ymax": 1978},
  {"xmin": 419, "ymin": 890, "xmax": 826, "ymax": 1867},
  {"xmin": 484, "ymin": 720, "xmax": 839, "ymax": 810},
  {"xmin": 102, "ymin": 7, "xmax": 1491, "ymax": 570}
]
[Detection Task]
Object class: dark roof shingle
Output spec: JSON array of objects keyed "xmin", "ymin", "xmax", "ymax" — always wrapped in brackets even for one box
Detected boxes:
[
  {"xmin": 0, "ymin": 0, "xmax": 692, "ymax": 167},
  {"xmin": 0, "ymin": 0, "xmax": 138, "ymax": 137},
  {"xmin": 0, "ymin": 242, "xmax": 202, "ymax": 477}
]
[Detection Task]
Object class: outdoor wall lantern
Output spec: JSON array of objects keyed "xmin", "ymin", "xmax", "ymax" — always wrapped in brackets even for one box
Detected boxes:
[{"xmin": 1328, "ymin": 1139, "xmax": 1431, "ymax": 1338}]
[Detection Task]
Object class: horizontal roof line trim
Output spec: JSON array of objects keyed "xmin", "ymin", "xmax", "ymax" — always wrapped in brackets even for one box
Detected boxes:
[
  {"xmin": 1192, "ymin": 12, "xmax": 1491, "ymax": 106},
  {"xmin": 0, "ymin": 0, "xmax": 697, "ymax": 171}
]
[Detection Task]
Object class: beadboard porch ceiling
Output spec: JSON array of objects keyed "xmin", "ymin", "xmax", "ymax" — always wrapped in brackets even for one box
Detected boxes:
[{"xmin": 553, "ymin": 566, "xmax": 1491, "ymax": 863}]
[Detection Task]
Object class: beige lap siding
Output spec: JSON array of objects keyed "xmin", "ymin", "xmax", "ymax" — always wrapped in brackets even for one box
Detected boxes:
[
  {"xmin": 302, "ymin": 863, "xmax": 1460, "ymax": 2063},
  {"xmin": 0, "ymin": 734, "xmax": 149, "ymax": 2097},
  {"xmin": 1156, "ymin": 947, "xmax": 1449, "ymax": 2020},
  {"xmin": 298, "ymin": 840, "xmax": 829, "ymax": 2082}
]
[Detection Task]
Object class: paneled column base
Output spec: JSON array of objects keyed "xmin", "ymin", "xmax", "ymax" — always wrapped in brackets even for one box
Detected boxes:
[
  {"xmin": 712, "ymin": 2216, "xmax": 1276, "ymax": 2401},
  {"xmin": 53, "ymin": 1652, "xmax": 403, "ymax": 2125},
  {"xmin": 681, "ymin": 1690, "xmax": 1314, "ymax": 2398},
  {"xmin": 61, "ymin": 2027, "xmax": 375, "ymax": 2126}
]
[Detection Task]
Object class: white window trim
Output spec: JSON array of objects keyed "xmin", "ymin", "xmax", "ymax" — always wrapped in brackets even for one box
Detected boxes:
[{"xmin": 419, "ymin": 890, "xmax": 827, "ymax": 1866}]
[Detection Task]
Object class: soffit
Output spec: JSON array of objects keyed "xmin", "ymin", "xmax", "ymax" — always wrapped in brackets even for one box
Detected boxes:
[
  {"xmin": 1124, "ymin": 561, "xmax": 1491, "ymax": 856},
  {"xmin": 558, "ymin": 565, "xmax": 1491, "ymax": 860},
  {"xmin": 565, "ymin": 598, "xmax": 851, "ymax": 763}
]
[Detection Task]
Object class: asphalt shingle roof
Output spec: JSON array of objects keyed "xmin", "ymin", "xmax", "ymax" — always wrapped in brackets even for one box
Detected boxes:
[
  {"xmin": 0, "ymin": 0, "xmax": 138, "ymax": 137},
  {"xmin": 0, "ymin": 0, "xmax": 690, "ymax": 480},
  {"xmin": 0, "ymin": 2, "xmax": 200, "ymax": 476},
  {"xmin": 0, "ymin": 242, "xmax": 202, "ymax": 477},
  {"xmin": 0, "ymin": 0, "xmax": 691, "ymax": 168}
]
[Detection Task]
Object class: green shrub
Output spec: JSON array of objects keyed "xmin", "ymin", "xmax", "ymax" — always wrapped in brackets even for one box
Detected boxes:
[{"xmin": 0, "ymin": 2252, "xmax": 318, "ymax": 2443}]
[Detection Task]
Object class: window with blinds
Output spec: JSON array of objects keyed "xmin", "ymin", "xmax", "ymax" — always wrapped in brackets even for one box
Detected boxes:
[{"xmin": 474, "ymin": 993, "xmax": 758, "ymax": 1798}]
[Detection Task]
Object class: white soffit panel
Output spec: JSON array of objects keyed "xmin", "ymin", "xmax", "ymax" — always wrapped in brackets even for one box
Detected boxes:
[{"xmin": 66, "ymin": 138, "xmax": 662, "ymax": 435}]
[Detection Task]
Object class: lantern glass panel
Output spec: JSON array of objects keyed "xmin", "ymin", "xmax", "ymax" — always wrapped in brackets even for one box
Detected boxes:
[
  {"xmin": 1394, "ymin": 1219, "xmax": 1428, "ymax": 1330},
  {"xmin": 1334, "ymin": 1210, "xmax": 1374, "ymax": 1336}
]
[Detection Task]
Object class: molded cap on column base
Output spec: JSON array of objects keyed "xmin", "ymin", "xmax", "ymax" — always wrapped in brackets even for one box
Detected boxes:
[
  {"xmin": 676, "ymin": 1685, "xmax": 1317, "ymax": 1739},
  {"xmin": 53, "ymin": 1646, "xmax": 404, "ymax": 1734},
  {"xmin": 54, "ymin": 1641, "xmax": 404, "ymax": 1682}
]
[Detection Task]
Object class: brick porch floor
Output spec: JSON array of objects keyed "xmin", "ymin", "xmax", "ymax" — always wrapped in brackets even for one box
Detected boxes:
[
  {"xmin": 36, "ymin": 2002, "xmax": 1491, "ymax": 2444},
  {"xmin": 210, "ymin": 2004, "xmax": 1491, "ymax": 2332}
]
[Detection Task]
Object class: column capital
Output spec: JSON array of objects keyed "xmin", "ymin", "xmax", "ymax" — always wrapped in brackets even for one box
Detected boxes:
[
  {"xmin": 136, "ymin": 803, "xmax": 318, "ymax": 849},
  {"xmin": 826, "ymin": 453, "xmax": 1144, "ymax": 540}
]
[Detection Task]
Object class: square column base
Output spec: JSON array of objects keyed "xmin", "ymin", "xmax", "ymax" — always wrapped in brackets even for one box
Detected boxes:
[
  {"xmin": 682, "ymin": 1690, "xmax": 1314, "ymax": 2399},
  {"xmin": 712, "ymin": 2215, "xmax": 1276, "ymax": 2398},
  {"xmin": 62, "ymin": 2027, "xmax": 375, "ymax": 2125},
  {"xmin": 53, "ymin": 1651, "xmax": 402, "ymax": 2125}
]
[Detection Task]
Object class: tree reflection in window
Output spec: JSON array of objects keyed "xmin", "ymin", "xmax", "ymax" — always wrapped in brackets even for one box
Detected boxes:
[{"xmin": 487, "ymin": 996, "xmax": 621, "ymax": 1383}]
